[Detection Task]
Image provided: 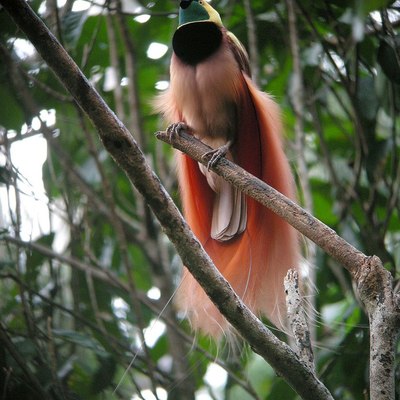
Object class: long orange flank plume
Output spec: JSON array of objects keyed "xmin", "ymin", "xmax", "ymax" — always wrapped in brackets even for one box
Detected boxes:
[{"xmin": 155, "ymin": 0, "xmax": 299, "ymax": 337}]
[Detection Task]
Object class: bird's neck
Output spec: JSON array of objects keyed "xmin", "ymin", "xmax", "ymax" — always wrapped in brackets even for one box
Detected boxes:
[{"xmin": 172, "ymin": 22, "xmax": 223, "ymax": 66}]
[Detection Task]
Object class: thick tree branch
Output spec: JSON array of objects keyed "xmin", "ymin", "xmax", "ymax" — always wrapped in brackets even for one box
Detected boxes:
[{"xmin": 0, "ymin": 1, "xmax": 334, "ymax": 399}]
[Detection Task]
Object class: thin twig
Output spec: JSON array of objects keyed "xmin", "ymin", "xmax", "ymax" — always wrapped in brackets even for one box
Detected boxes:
[{"xmin": 286, "ymin": 0, "xmax": 317, "ymax": 342}]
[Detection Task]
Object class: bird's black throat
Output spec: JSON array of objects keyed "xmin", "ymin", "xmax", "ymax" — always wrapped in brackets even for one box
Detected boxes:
[{"xmin": 173, "ymin": 22, "xmax": 223, "ymax": 65}]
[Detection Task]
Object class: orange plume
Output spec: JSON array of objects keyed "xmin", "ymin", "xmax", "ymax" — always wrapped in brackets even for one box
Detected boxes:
[{"xmin": 155, "ymin": 2, "xmax": 299, "ymax": 337}]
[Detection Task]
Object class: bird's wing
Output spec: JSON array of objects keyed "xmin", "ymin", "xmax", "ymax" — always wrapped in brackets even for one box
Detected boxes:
[{"xmin": 226, "ymin": 30, "xmax": 251, "ymax": 76}]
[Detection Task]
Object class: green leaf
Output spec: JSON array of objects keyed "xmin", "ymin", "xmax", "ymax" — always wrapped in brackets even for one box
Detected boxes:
[
  {"xmin": 61, "ymin": 9, "xmax": 89, "ymax": 49},
  {"xmin": 90, "ymin": 356, "xmax": 117, "ymax": 394},
  {"xmin": 366, "ymin": 138, "xmax": 390, "ymax": 182},
  {"xmin": 52, "ymin": 329, "xmax": 108, "ymax": 357},
  {"xmin": 358, "ymin": 0, "xmax": 393, "ymax": 15},
  {"xmin": 26, "ymin": 234, "xmax": 55, "ymax": 281},
  {"xmin": 246, "ymin": 354, "xmax": 274, "ymax": 397},
  {"xmin": 228, "ymin": 385, "xmax": 255, "ymax": 400},
  {"xmin": 355, "ymin": 75, "xmax": 379, "ymax": 121},
  {"xmin": 377, "ymin": 36, "xmax": 400, "ymax": 84},
  {"xmin": 268, "ymin": 379, "xmax": 297, "ymax": 400},
  {"xmin": 0, "ymin": 82, "xmax": 27, "ymax": 130}
]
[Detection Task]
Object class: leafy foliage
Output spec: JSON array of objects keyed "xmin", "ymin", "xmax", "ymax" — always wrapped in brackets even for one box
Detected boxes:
[{"xmin": 0, "ymin": 0, "xmax": 399, "ymax": 399}]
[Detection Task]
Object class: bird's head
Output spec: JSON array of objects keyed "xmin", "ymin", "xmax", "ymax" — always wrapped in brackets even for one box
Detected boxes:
[
  {"xmin": 173, "ymin": 1, "xmax": 224, "ymax": 65},
  {"xmin": 178, "ymin": 0, "xmax": 223, "ymax": 27}
]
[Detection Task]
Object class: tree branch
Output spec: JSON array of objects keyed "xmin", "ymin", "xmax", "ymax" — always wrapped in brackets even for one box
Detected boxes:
[
  {"xmin": 157, "ymin": 129, "xmax": 366, "ymax": 274},
  {"xmin": 156, "ymin": 127, "xmax": 400, "ymax": 400}
]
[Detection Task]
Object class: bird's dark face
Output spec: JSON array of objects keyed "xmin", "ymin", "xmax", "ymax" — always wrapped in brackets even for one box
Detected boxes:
[{"xmin": 173, "ymin": 1, "xmax": 223, "ymax": 66}]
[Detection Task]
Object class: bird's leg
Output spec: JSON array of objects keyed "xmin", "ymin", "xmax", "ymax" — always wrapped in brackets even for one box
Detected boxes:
[
  {"xmin": 166, "ymin": 122, "xmax": 191, "ymax": 141},
  {"xmin": 202, "ymin": 139, "xmax": 233, "ymax": 170}
]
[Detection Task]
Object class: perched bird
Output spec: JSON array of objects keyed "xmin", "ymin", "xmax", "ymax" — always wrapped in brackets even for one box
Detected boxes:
[{"xmin": 155, "ymin": 0, "xmax": 299, "ymax": 337}]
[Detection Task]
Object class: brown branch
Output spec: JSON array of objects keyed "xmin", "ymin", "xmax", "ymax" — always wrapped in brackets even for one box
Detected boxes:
[
  {"xmin": 158, "ymin": 129, "xmax": 366, "ymax": 274},
  {"xmin": 155, "ymin": 129, "xmax": 400, "ymax": 400},
  {"xmin": 0, "ymin": 1, "xmax": 334, "ymax": 399}
]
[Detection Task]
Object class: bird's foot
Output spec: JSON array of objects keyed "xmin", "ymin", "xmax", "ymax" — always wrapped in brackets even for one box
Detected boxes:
[
  {"xmin": 166, "ymin": 122, "xmax": 190, "ymax": 142},
  {"xmin": 202, "ymin": 140, "xmax": 232, "ymax": 170}
]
